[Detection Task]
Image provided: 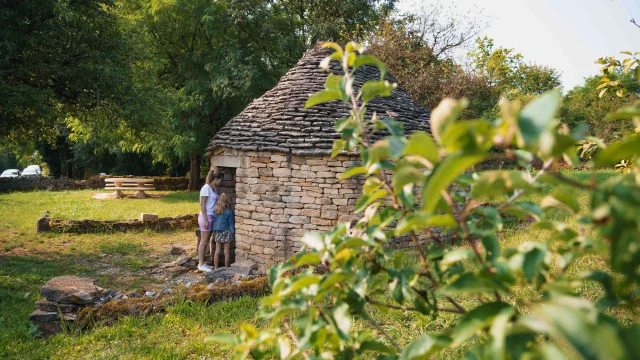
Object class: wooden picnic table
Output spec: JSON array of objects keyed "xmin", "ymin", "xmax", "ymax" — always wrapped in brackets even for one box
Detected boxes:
[{"xmin": 105, "ymin": 178, "xmax": 155, "ymax": 199}]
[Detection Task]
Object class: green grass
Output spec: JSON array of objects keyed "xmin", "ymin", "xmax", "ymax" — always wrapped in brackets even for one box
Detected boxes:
[{"xmin": 0, "ymin": 171, "xmax": 627, "ymax": 359}]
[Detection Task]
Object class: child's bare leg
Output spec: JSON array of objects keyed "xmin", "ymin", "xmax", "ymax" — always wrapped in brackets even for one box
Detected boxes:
[
  {"xmin": 214, "ymin": 242, "xmax": 222, "ymax": 269},
  {"xmin": 224, "ymin": 242, "xmax": 231, "ymax": 267}
]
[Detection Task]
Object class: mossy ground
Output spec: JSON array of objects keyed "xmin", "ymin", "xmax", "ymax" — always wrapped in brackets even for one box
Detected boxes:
[{"xmin": 0, "ymin": 171, "xmax": 628, "ymax": 359}]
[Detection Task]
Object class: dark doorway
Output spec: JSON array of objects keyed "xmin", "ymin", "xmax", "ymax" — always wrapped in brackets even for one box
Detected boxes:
[{"xmin": 215, "ymin": 167, "xmax": 236, "ymax": 264}]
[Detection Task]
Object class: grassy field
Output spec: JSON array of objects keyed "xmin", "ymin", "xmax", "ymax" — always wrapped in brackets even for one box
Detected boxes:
[{"xmin": 0, "ymin": 172, "xmax": 625, "ymax": 359}]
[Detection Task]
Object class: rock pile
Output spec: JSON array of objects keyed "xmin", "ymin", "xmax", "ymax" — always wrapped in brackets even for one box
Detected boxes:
[
  {"xmin": 30, "ymin": 273, "xmax": 270, "ymax": 335},
  {"xmin": 29, "ymin": 276, "xmax": 122, "ymax": 336}
]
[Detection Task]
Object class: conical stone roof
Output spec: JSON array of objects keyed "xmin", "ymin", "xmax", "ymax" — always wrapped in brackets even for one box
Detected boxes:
[{"xmin": 206, "ymin": 43, "xmax": 431, "ymax": 156}]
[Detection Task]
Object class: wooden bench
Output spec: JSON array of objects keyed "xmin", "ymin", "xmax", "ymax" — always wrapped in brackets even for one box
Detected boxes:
[{"xmin": 105, "ymin": 178, "xmax": 155, "ymax": 199}]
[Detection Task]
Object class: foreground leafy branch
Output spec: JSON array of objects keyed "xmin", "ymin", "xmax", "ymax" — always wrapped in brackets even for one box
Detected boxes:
[{"xmin": 210, "ymin": 42, "xmax": 640, "ymax": 359}]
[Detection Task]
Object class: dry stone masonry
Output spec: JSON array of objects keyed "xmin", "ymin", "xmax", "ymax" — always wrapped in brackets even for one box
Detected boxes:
[
  {"xmin": 204, "ymin": 43, "xmax": 432, "ymax": 267},
  {"xmin": 203, "ymin": 43, "xmax": 432, "ymax": 267},
  {"xmin": 215, "ymin": 148, "xmax": 363, "ymax": 267}
]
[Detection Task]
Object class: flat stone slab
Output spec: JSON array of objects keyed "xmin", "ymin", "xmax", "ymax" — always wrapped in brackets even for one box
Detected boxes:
[
  {"xmin": 29, "ymin": 310, "xmax": 77, "ymax": 323},
  {"xmin": 35, "ymin": 299, "xmax": 80, "ymax": 313},
  {"xmin": 40, "ymin": 276, "xmax": 100, "ymax": 304},
  {"xmin": 205, "ymin": 267, "xmax": 252, "ymax": 283}
]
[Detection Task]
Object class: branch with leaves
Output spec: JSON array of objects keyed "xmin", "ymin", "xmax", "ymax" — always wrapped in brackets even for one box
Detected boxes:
[{"xmin": 209, "ymin": 42, "xmax": 640, "ymax": 360}]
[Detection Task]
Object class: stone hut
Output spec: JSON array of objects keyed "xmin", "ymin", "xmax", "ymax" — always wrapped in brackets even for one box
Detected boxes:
[{"xmin": 205, "ymin": 43, "xmax": 431, "ymax": 267}]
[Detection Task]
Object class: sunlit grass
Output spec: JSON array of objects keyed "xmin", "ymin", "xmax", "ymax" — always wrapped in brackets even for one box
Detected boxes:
[{"xmin": 0, "ymin": 171, "xmax": 627, "ymax": 359}]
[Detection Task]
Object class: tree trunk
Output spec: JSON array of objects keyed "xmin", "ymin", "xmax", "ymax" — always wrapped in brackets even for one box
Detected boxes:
[{"xmin": 188, "ymin": 153, "xmax": 200, "ymax": 191}]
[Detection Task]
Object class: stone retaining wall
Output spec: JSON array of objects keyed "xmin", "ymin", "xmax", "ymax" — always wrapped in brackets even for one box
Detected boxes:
[
  {"xmin": 0, "ymin": 175, "xmax": 203, "ymax": 193},
  {"xmin": 37, "ymin": 214, "xmax": 198, "ymax": 234}
]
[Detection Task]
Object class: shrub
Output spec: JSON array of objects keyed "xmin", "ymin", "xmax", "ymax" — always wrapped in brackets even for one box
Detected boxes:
[{"xmin": 210, "ymin": 43, "xmax": 640, "ymax": 359}]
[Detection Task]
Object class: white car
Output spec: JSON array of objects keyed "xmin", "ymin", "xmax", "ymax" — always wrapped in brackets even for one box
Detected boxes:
[
  {"xmin": 0, "ymin": 169, "xmax": 21, "ymax": 178},
  {"xmin": 21, "ymin": 166, "xmax": 41, "ymax": 177}
]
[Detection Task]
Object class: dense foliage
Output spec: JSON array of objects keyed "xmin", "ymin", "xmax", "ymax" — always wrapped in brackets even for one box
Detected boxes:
[
  {"xmin": 0, "ymin": 0, "xmax": 396, "ymax": 181},
  {"xmin": 561, "ymin": 73, "xmax": 639, "ymax": 143},
  {"xmin": 211, "ymin": 43, "xmax": 640, "ymax": 359}
]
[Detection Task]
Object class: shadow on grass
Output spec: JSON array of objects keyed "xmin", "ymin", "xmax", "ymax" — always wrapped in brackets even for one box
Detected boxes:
[
  {"xmin": 0, "ymin": 254, "xmax": 91, "ymax": 358},
  {"xmin": 159, "ymin": 191, "xmax": 199, "ymax": 204},
  {"xmin": 0, "ymin": 251, "xmax": 165, "ymax": 358}
]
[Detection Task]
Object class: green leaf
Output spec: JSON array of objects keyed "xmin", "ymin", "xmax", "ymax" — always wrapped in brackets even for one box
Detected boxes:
[
  {"xmin": 523, "ymin": 246, "xmax": 546, "ymax": 282},
  {"xmin": 471, "ymin": 171, "xmax": 533, "ymax": 200},
  {"xmin": 331, "ymin": 303, "xmax": 351, "ymax": 340},
  {"xmin": 205, "ymin": 333, "xmax": 239, "ymax": 345},
  {"xmin": 531, "ymin": 299, "xmax": 625, "ymax": 360},
  {"xmin": 423, "ymin": 154, "xmax": 486, "ymax": 214},
  {"xmin": 340, "ymin": 166, "xmax": 366, "ymax": 180},
  {"xmin": 403, "ymin": 131, "xmax": 439, "ymax": 165},
  {"xmin": 482, "ymin": 235, "xmax": 500, "ymax": 262},
  {"xmin": 394, "ymin": 214, "xmax": 457, "ymax": 236},
  {"xmin": 440, "ymin": 249, "xmax": 477, "ymax": 271},
  {"xmin": 389, "ymin": 136, "xmax": 406, "ymax": 159},
  {"xmin": 392, "ymin": 166, "xmax": 424, "ymax": 194},
  {"xmin": 305, "ymin": 90, "xmax": 342, "ymax": 108},
  {"xmin": 451, "ymin": 302, "xmax": 515, "ymax": 347},
  {"xmin": 502, "ymin": 201, "xmax": 545, "ymax": 222},
  {"xmin": 593, "ymin": 134, "xmax": 640, "ymax": 168},
  {"xmin": 359, "ymin": 340, "xmax": 395, "ymax": 354},
  {"xmin": 361, "ymin": 80, "xmax": 395, "ymax": 102},
  {"xmin": 541, "ymin": 185, "xmax": 580, "ymax": 213},
  {"xmin": 363, "ymin": 177, "xmax": 383, "ymax": 194},
  {"xmin": 292, "ymin": 252, "xmax": 322, "ymax": 267},
  {"xmin": 331, "ymin": 139, "xmax": 345, "ymax": 157},
  {"xmin": 325, "ymin": 74, "xmax": 344, "ymax": 92},
  {"xmin": 399, "ymin": 334, "xmax": 450, "ymax": 360},
  {"xmin": 381, "ymin": 117, "xmax": 404, "ymax": 136},
  {"xmin": 442, "ymin": 273, "xmax": 498, "ymax": 295},
  {"xmin": 282, "ymin": 274, "xmax": 322, "ymax": 295},
  {"xmin": 430, "ymin": 98, "xmax": 468, "ymax": 144},
  {"xmin": 355, "ymin": 189, "xmax": 388, "ymax": 213},
  {"xmin": 517, "ymin": 90, "xmax": 561, "ymax": 150},
  {"xmin": 352, "ymin": 54, "xmax": 387, "ymax": 78}
]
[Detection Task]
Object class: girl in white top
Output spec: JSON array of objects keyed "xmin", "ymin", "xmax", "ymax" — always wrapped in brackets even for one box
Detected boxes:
[{"xmin": 197, "ymin": 170, "xmax": 223, "ymax": 272}]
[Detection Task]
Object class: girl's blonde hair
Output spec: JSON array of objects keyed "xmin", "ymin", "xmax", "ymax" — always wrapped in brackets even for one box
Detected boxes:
[{"xmin": 214, "ymin": 193, "xmax": 230, "ymax": 215}]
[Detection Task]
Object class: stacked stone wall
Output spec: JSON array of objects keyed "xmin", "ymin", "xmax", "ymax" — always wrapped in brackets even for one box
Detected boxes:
[
  {"xmin": 37, "ymin": 214, "xmax": 198, "ymax": 234},
  {"xmin": 226, "ymin": 150, "xmax": 362, "ymax": 267}
]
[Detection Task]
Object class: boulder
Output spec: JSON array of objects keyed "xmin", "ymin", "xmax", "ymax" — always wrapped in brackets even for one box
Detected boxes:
[
  {"xmin": 40, "ymin": 276, "xmax": 100, "ymax": 304},
  {"xmin": 170, "ymin": 245, "xmax": 185, "ymax": 255},
  {"xmin": 36, "ymin": 216, "xmax": 51, "ymax": 233},
  {"xmin": 205, "ymin": 267, "xmax": 252, "ymax": 283}
]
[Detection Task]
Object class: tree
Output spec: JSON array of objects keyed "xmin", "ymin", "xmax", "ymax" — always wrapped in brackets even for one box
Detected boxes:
[
  {"xmin": 0, "ymin": 0, "xmax": 171, "ymax": 178},
  {"xmin": 367, "ymin": 4, "xmax": 496, "ymax": 119},
  {"xmin": 211, "ymin": 42, "xmax": 640, "ymax": 360},
  {"xmin": 561, "ymin": 72, "xmax": 639, "ymax": 142},
  {"xmin": 469, "ymin": 36, "xmax": 562, "ymax": 97},
  {"xmin": 114, "ymin": 0, "xmax": 397, "ymax": 189}
]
